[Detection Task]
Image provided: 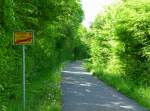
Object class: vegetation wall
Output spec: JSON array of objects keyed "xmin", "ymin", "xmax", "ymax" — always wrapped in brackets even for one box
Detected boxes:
[
  {"xmin": 86, "ymin": 0, "xmax": 150, "ymax": 86},
  {"xmin": 0, "ymin": 0, "xmax": 83, "ymax": 110}
]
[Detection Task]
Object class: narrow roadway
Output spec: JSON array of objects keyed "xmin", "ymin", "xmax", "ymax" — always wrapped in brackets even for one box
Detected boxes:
[{"xmin": 61, "ymin": 61, "xmax": 148, "ymax": 111}]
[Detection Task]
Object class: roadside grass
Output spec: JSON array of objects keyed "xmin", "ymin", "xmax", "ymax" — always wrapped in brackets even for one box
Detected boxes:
[
  {"xmin": 6, "ymin": 66, "xmax": 62, "ymax": 111},
  {"xmin": 83, "ymin": 60, "xmax": 150, "ymax": 110}
]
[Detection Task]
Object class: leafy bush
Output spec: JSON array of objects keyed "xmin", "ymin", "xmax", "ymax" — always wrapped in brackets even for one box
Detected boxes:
[
  {"xmin": 0, "ymin": 0, "xmax": 83, "ymax": 110},
  {"xmin": 83, "ymin": 0, "xmax": 150, "ymax": 109},
  {"xmin": 86, "ymin": 0, "xmax": 150, "ymax": 86}
]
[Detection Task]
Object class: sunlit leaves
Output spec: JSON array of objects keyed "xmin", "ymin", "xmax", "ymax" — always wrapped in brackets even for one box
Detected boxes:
[
  {"xmin": 0, "ymin": 0, "xmax": 83, "ymax": 109},
  {"xmin": 86, "ymin": 0, "xmax": 150, "ymax": 85}
]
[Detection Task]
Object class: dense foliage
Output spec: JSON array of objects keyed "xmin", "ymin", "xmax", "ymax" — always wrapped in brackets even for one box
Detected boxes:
[
  {"xmin": 73, "ymin": 25, "xmax": 90, "ymax": 60},
  {"xmin": 87, "ymin": 0, "xmax": 150, "ymax": 86},
  {"xmin": 0, "ymin": 0, "xmax": 83, "ymax": 110},
  {"xmin": 84, "ymin": 0, "xmax": 150, "ymax": 108}
]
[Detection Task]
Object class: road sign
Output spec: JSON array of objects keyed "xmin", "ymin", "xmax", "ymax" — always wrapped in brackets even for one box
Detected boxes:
[
  {"xmin": 14, "ymin": 31, "xmax": 33, "ymax": 45},
  {"xmin": 13, "ymin": 31, "xmax": 34, "ymax": 111}
]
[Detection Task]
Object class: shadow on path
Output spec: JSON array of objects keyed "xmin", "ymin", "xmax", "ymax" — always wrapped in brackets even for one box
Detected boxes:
[{"xmin": 62, "ymin": 61, "xmax": 148, "ymax": 111}]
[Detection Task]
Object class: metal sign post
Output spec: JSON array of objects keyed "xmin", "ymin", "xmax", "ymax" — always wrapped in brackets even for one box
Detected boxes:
[
  {"xmin": 22, "ymin": 45, "xmax": 26, "ymax": 111},
  {"xmin": 13, "ymin": 31, "xmax": 33, "ymax": 111}
]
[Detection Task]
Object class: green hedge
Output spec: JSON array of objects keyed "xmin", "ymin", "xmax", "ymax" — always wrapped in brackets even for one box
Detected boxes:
[
  {"xmin": 86, "ymin": 0, "xmax": 150, "ymax": 86},
  {"xmin": 0, "ymin": 0, "xmax": 83, "ymax": 110}
]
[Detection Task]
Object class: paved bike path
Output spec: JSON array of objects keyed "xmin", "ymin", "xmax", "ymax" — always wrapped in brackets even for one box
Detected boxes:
[{"xmin": 61, "ymin": 61, "xmax": 147, "ymax": 111}]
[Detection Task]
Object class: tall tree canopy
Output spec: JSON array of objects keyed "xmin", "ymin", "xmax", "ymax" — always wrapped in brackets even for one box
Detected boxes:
[
  {"xmin": 0, "ymin": 0, "xmax": 83, "ymax": 110},
  {"xmin": 85, "ymin": 0, "xmax": 150, "ymax": 85}
]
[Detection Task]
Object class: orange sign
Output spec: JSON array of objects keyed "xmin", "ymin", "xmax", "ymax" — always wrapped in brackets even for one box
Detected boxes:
[{"xmin": 14, "ymin": 31, "xmax": 33, "ymax": 45}]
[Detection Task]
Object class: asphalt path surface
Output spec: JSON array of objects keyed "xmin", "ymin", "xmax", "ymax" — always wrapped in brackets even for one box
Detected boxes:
[{"xmin": 62, "ymin": 61, "xmax": 148, "ymax": 111}]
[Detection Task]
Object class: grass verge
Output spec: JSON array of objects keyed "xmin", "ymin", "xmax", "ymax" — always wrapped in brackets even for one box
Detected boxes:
[
  {"xmin": 5, "ymin": 66, "xmax": 62, "ymax": 111},
  {"xmin": 83, "ymin": 60, "xmax": 150, "ymax": 110}
]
